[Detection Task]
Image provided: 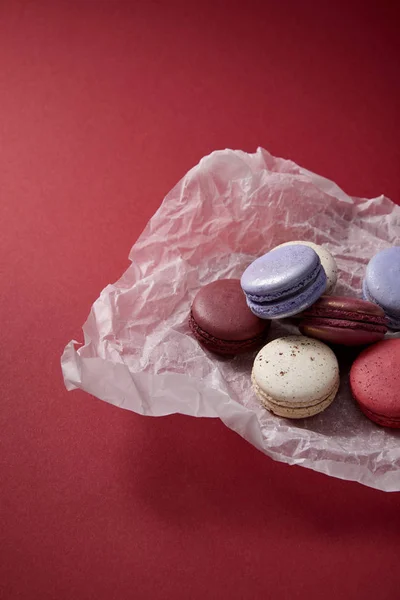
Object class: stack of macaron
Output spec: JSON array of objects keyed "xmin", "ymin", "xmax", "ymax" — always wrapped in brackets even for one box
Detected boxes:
[{"xmin": 189, "ymin": 242, "xmax": 400, "ymax": 427}]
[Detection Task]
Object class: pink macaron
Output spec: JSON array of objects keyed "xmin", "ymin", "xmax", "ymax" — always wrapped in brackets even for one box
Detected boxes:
[{"xmin": 350, "ymin": 339, "xmax": 400, "ymax": 428}]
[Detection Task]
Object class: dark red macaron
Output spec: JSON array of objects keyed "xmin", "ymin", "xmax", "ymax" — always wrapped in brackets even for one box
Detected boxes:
[
  {"xmin": 350, "ymin": 339, "xmax": 400, "ymax": 428},
  {"xmin": 297, "ymin": 296, "xmax": 387, "ymax": 346},
  {"xmin": 189, "ymin": 279, "xmax": 270, "ymax": 355}
]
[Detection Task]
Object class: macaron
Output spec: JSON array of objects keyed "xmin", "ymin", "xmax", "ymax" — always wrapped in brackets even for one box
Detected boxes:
[
  {"xmin": 241, "ymin": 245, "xmax": 327, "ymax": 319},
  {"xmin": 189, "ymin": 279, "xmax": 270, "ymax": 355},
  {"xmin": 252, "ymin": 335, "xmax": 340, "ymax": 418},
  {"xmin": 362, "ymin": 247, "xmax": 400, "ymax": 330},
  {"xmin": 297, "ymin": 296, "xmax": 387, "ymax": 346},
  {"xmin": 276, "ymin": 241, "xmax": 338, "ymax": 294},
  {"xmin": 350, "ymin": 339, "xmax": 400, "ymax": 428}
]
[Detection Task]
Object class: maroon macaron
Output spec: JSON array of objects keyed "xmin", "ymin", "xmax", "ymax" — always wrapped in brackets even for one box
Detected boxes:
[
  {"xmin": 350, "ymin": 339, "xmax": 400, "ymax": 428},
  {"xmin": 297, "ymin": 296, "xmax": 387, "ymax": 346},
  {"xmin": 189, "ymin": 279, "xmax": 270, "ymax": 355}
]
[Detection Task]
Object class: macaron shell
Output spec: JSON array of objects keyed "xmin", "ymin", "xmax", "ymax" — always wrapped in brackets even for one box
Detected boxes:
[
  {"xmin": 189, "ymin": 314, "xmax": 268, "ymax": 355},
  {"xmin": 192, "ymin": 279, "xmax": 267, "ymax": 341},
  {"xmin": 299, "ymin": 295, "xmax": 387, "ymax": 323},
  {"xmin": 357, "ymin": 403, "xmax": 400, "ymax": 429},
  {"xmin": 299, "ymin": 321, "xmax": 386, "ymax": 346},
  {"xmin": 252, "ymin": 335, "xmax": 339, "ymax": 408},
  {"xmin": 246, "ymin": 266, "xmax": 327, "ymax": 319},
  {"xmin": 241, "ymin": 245, "xmax": 320, "ymax": 297},
  {"xmin": 363, "ymin": 278, "xmax": 400, "ymax": 330},
  {"xmin": 364, "ymin": 247, "xmax": 400, "ymax": 326},
  {"xmin": 276, "ymin": 241, "xmax": 338, "ymax": 294},
  {"xmin": 350, "ymin": 339, "xmax": 400, "ymax": 427},
  {"xmin": 252, "ymin": 373, "xmax": 339, "ymax": 418}
]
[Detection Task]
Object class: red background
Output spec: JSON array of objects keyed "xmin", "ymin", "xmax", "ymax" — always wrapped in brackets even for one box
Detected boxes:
[{"xmin": 1, "ymin": 1, "xmax": 400, "ymax": 598}]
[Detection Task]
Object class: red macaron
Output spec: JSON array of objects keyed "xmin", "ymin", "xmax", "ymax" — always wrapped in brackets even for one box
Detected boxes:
[
  {"xmin": 297, "ymin": 296, "xmax": 387, "ymax": 346},
  {"xmin": 350, "ymin": 339, "xmax": 400, "ymax": 428},
  {"xmin": 189, "ymin": 279, "xmax": 270, "ymax": 355}
]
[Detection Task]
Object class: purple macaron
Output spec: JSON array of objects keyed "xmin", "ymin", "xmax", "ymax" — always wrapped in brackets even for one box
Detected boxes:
[
  {"xmin": 241, "ymin": 245, "xmax": 327, "ymax": 319},
  {"xmin": 363, "ymin": 247, "xmax": 400, "ymax": 330}
]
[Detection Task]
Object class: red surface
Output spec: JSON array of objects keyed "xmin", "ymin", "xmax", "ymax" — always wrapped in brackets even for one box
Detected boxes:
[{"xmin": 1, "ymin": 1, "xmax": 400, "ymax": 598}]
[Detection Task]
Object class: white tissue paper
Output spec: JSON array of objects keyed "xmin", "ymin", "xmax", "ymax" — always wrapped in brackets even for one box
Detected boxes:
[{"xmin": 61, "ymin": 148, "xmax": 400, "ymax": 492}]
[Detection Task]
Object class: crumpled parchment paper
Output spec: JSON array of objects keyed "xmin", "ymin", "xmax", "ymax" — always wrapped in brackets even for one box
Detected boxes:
[{"xmin": 61, "ymin": 148, "xmax": 400, "ymax": 492}]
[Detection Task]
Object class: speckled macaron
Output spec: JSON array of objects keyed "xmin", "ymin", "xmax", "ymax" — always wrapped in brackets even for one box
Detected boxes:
[
  {"xmin": 276, "ymin": 241, "xmax": 338, "ymax": 295},
  {"xmin": 252, "ymin": 335, "xmax": 340, "ymax": 418},
  {"xmin": 350, "ymin": 339, "xmax": 400, "ymax": 428}
]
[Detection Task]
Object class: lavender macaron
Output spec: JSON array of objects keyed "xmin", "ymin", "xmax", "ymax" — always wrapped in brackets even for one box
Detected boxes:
[
  {"xmin": 363, "ymin": 247, "xmax": 400, "ymax": 330},
  {"xmin": 241, "ymin": 245, "xmax": 327, "ymax": 319}
]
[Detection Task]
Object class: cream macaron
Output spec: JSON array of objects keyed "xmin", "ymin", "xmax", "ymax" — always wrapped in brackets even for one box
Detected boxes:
[
  {"xmin": 275, "ymin": 241, "xmax": 337, "ymax": 295},
  {"xmin": 252, "ymin": 335, "xmax": 340, "ymax": 418}
]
